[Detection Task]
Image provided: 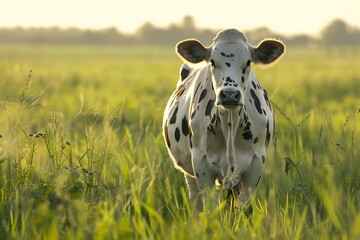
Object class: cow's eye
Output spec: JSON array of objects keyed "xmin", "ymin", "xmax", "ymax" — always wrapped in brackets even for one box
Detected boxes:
[{"xmin": 210, "ymin": 59, "xmax": 217, "ymax": 68}]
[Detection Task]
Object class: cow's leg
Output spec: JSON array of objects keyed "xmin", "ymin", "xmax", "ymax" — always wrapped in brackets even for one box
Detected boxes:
[
  {"xmin": 185, "ymin": 174, "xmax": 202, "ymax": 210},
  {"xmin": 239, "ymin": 155, "xmax": 264, "ymax": 210},
  {"xmin": 191, "ymin": 148, "xmax": 218, "ymax": 210}
]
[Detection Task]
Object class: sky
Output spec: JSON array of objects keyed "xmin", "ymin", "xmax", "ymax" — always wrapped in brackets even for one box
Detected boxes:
[{"xmin": 1, "ymin": 0, "xmax": 359, "ymax": 36}]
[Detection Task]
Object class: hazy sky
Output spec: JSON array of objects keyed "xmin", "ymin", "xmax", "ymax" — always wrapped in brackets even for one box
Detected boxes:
[{"xmin": 1, "ymin": 0, "xmax": 359, "ymax": 36}]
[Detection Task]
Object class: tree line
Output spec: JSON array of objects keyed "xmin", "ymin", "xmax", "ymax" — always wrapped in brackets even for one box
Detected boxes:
[{"xmin": 0, "ymin": 16, "xmax": 358, "ymax": 47}]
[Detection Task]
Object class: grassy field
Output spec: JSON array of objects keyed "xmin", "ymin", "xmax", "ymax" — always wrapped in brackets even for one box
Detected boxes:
[{"xmin": 0, "ymin": 44, "xmax": 359, "ymax": 239}]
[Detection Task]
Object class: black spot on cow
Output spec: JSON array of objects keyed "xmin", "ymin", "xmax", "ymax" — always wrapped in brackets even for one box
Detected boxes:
[
  {"xmin": 191, "ymin": 110, "xmax": 196, "ymax": 119},
  {"xmin": 263, "ymin": 89, "xmax": 271, "ymax": 108},
  {"xmin": 265, "ymin": 120, "xmax": 271, "ymax": 147},
  {"xmin": 255, "ymin": 176, "xmax": 261, "ymax": 187},
  {"xmin": 202, "ymin": 172, "xmax": 206, "ymax": 176},
  {"xmin": 243, "ymin": 113, "xmax": 249, "ymax": 123},
  {"xmin": 194, "ymin": 82, "xmax": 202, "ymax": 96},
  {"xmin": 231, "ymin": 166, "xmax": 234, "ymax": 172},
  {"xmin": 262, "ymin": 155, "xmax": 266, "ymax": 164},
  {"xmin": 205, "ymin": 99, "xmax": 214, "ymax": 116},
  {"xmin": 196, "ymin": 172, "xmax": 200, "ymax": 177},
  {"xmin": 251, "ymin": 81, "xmax": 256, "ymax": 89},
  {"xmin": 242, "ymin": 68, "xmax": 246, "ymax": 74},
  {"xmin": 247, "ymin": 60, "xmax": 251, "ymax": 67},
  {"xmin": 242, "ymin": 131, "xmax": 253, "ymax": 140},
  {"xmin": 253, "ymin": 137, "xmax": 259, "ymax": 144},
  {"xmin": 170, "ymin": 106, "xmax": 178, "ymax": 124},
  {"xmin": 250, "ymin": 89, "xmax": 262, "ymax": 115},
  {"xmin": 226, "ymin": 77, "xmax": 234, "ymax": 83},
  {"xmin": 189, "ymin": 131, "xmax": 193, "ymax": 149},
  {"xmin": 181, "ymin": 68, "xmax": 190, "ymax": 81},
  {"xmin": 163, "ymin": 121, "xmax": 171, "ymax": 148},
  {"xmin": 207, "ymin": 124, "xmax": 216, "ymax": 135},
  {"xmin": 225, "ymin": 62, "xmax": 231, "ymax": 68},
  {"xmin": 228, "ymin": 122, "xmax": 231, "ymax": 127},
  {"xmin": 230, "ymin": 53, "xmax": 234, "ymax": 58},
  {"xmin": 181, "ymin": 116, "xmax": 189, "ymax": 136},
  {"xmin": 263, "ymin": 109, "xmax": 267, "ymax": 115},
  {"xmin": 242, "ymin": 122, "xmax": 253, "ymax": 140},
  {"xmin": 216, "ymin": 116, "xmax": 221, "ymax": 125},
  {"xmin": 211, "ymin": 114, "xmax": 216, "ymax": 124},
  {"xmin": 198, "ymin": 89, "xmax": 207, "ymax": 103},
  {"xmin": 241, "ymin": 76, "xmax": 245, "ymax": 83},
  {"xmin": 175, "ymin": 128, "xmax": 180, "ymax": 142},
  {"xmin": 221, "ymin": 52, "xmax": 226, "ymax": 57}
]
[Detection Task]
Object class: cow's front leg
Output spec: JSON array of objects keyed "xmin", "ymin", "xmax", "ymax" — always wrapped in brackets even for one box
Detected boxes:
[
  {"xmin": 238, "ymin": 154, "xmax": 264, "ymax": 209},
  {"xmin": 185, "ymin": 174, "xmax": 202, "ymax": 210},
  {"xmin": 191, "ymin": 148, "xmax": 217, "ymax": 211}
]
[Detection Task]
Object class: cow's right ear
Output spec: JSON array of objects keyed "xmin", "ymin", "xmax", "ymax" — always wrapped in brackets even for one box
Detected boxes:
[{"xmin": 176, "ymin": 39, "xmax": 210, "ymax": 64}]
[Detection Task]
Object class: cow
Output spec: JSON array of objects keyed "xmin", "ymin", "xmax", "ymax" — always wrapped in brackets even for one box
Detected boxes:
[{"xmin": 163, "ymin": 29, "xmax": 285, "ymax": 211}]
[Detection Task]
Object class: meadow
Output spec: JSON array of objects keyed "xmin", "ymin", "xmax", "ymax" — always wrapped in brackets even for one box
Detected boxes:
[{"xmin": 0, "ymin": 44, "xmax": 359, "ymax": 239}]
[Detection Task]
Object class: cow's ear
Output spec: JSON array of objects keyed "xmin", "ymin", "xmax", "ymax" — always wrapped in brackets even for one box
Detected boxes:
[
  {"xmin": 250, "ymin": 39, "xmax": 285, "ymax": 65},
  {"xmin": 176, "ymin": 39, "xmax": 210, "ymax": 63}
]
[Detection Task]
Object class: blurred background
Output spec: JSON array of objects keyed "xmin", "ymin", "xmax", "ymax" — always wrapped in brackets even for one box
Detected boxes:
[{"xmin": 0, "ymin": 0, "xmax": 359, "ymax": 47}]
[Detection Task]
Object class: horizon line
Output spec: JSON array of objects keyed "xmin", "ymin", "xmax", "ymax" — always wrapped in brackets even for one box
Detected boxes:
[{"xmin": 0, "ymin": 17, "xmax": 358, "ymax": 38}]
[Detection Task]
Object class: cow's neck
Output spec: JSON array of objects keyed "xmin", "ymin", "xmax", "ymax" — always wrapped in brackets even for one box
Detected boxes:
[
  {"xmin": 217, "ymin": 106, "xmax": 250, "ymax": 173},
  {"xmin": 218, "ymin": 106, "xmax": 248, "ymax": 136}
]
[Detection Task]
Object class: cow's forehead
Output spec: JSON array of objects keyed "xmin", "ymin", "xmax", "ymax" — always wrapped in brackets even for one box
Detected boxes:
[
  {"xmin": 211, "ymin": 42, "xmax": 251, "ymax": 66},
  {"xmin": 211, "ymin": 29, "xmax": 251, "ymax": 65}
]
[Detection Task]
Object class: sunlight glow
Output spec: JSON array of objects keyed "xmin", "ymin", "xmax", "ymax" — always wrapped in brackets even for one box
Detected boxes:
[{"xmin": 0, "ymin": 0, "xmax": 359, "ymax": 35}]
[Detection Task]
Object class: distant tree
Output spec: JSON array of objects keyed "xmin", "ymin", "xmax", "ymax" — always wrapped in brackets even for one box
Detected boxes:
[
  {"xmin": 182, "ymin": 15, "xmax": 196, "ymax": 31},
  {"xmin": 0, "ymin": 17, "xmax": 359, "ymax": 46},
  {"xmin": 349, "ymin": 31, "xmax": 360, "ymax": 46},
  {"xmin": 321, "ymin": 19, "xmax": 351, "ymax": 46},
  {"xmin": 288, "ymin": 34, "xmax": 317, "ymax": 46},
  {"xmin": 245, "ymin": 27, "xmax": 274, "ymax": 44}
]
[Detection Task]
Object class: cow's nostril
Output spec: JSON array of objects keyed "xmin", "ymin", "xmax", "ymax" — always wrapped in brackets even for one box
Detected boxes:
[
  {"xmin": 220, "ymin": 90, "xmax": 227, "ymax": 101},
  {"xmin": 234, "ymin": 91, "xmax": 240, "ymax": 101}
]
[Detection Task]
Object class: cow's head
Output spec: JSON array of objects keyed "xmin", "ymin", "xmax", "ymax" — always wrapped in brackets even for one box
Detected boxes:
[{"xmin": 176, "ymin": 29, "xmax": 285, "ymax": 109}]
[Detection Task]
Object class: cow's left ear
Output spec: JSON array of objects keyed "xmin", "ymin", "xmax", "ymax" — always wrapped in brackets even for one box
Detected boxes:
[
  {"xmin": 250, "ymin": 39, "xmax": 285, "ymax": 65},
  {"xmin": 176, "ymin": 39, "xmax": 211, "ymax": 64}
]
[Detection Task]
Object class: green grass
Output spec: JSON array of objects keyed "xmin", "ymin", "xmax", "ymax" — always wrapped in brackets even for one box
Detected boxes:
[{"xmin": 0, "ymin": 44, "xmax": 359, "ymax": 239}]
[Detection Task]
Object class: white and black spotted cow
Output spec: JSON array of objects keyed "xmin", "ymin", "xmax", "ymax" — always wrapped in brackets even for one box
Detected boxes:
[{"xmin": 163, "ymin": 29, "xmax": 285, "ymax": 211}]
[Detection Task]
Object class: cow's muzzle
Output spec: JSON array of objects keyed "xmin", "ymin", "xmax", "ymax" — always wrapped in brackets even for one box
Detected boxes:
[{"xmin": 217, "ymin": 89, "xmax": 242, "ymax": 107}]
